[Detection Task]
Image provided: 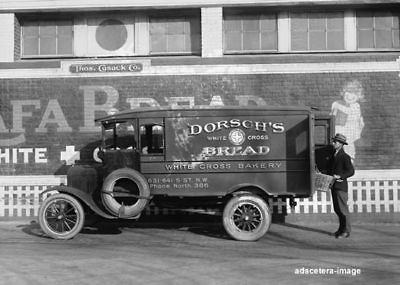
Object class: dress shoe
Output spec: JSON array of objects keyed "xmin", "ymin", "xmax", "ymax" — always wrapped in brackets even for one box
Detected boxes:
[
  {"xmin": 336, "ymin": 232, "xmax": 350, "ymax": 238},
  {"xmin": 330, "ymin": 230, "xmax": 341, "ymax": 237}
]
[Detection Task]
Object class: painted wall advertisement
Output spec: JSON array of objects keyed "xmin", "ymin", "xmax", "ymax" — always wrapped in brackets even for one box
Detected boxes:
[{"xmin": 1, "ymin": 73, "xmax": 400, "ymax": 175}]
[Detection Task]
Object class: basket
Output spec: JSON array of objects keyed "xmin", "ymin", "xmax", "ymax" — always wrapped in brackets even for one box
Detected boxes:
[{"xmin": 315, "ymin": 173, "xmax": 335, "ymax": 192}]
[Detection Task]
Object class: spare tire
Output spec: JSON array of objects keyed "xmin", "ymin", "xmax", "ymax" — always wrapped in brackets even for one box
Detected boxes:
[{"xmin": 101, "ymin": 168, "xmax": 150, "ymax": 218}]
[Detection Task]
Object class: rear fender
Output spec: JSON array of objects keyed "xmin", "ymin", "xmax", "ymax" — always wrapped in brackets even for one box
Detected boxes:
[
  {"xmin": 41, "ymin": 185, "xmax": 117, "ymax": 219},
  {"xmin": 227, "ymin": 183, "xmax": 271, "ymax": 199}
]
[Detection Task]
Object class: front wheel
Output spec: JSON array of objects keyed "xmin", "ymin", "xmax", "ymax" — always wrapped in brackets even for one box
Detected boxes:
[
  {"xmin": 223, "ymin": 194, "xmax": 271, "ymax": 241},
  {"xmin": 38, "ymin": 193, "xmax": 85, "ymax": 239}
]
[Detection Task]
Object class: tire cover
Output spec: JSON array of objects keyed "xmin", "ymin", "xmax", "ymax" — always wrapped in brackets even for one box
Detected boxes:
[{"xmin": 101, "ymin": 168, "xmax": 150, "ymax": 218}]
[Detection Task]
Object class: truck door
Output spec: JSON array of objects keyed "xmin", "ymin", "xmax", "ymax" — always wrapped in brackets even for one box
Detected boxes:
[
  {"xmin": 314, "ymin": 114, "xmax": 334, "ymax": 174},
  {"xmin": 100, "ymin": 119, "xmax": 140, "ymax": 173}
]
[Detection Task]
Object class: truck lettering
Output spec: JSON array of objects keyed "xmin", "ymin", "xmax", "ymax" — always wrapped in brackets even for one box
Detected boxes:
[
  {"xmin": 272, "ymin": 122, "xmax": 285, "ymax": 133},
  {"xmin": 189, "ymin": 124, "xmax": 202, "ymax": 135},
  {"xmin": 202, "ymin": 146, "xmax": 270, "ymax": 156},
  {"xmin": 238, "ymin": 162, "xmax": 282, "ymax": 169},
  {"xmin": 165, "ymin": 163, "xmax": 194, "ymax": 171},
  {"xmin": 198, "ymin": 163, "xmax": 231, "ymax": 170},
  {"xmin": 204, "ymin": 123, "xmax": 217, "ymax": 133},
  {"xmin": 207, "ymin": 136, "xmax": 227, "ymax": 141},
  {"xmin": 188, "ymin": 119, "xmax": 285, "ymax": 136},
  {"xmin": 247, "ymin": 134, "xmax": 269, "ymax": 140}
]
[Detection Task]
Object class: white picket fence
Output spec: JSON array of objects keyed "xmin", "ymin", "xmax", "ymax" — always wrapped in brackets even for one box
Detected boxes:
[
  {"xmin": 287, "ymin": 170, "xmax": 400, "ymax": 214},
  {"xmin": 286, "ymin": 180, "xmax": 399, "ymax": 214},
  {"xmin": 0, "ymin": 170, "xmax": 399, "ymax": 218},
  {"xmin": 0, "ymin": 176, "xmax": 67, "ymax": 218}
]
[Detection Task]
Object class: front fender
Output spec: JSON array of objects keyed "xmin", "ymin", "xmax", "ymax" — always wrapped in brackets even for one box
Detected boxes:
[{"xmin": 41, "ymin": 185, "xmax": 117, "ymax": 219}]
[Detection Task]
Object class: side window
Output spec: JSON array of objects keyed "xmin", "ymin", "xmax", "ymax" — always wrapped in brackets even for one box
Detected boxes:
[
  {"xmin": 103, "ymin": 121, "xmax": 136, "ymax": 150},
  {"xmin": 140, "ymin": 122, "xmax": 164, "ymax": 154}
]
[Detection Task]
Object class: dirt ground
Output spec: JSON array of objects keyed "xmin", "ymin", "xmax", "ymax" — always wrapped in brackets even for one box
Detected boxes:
[{"xmin": 0, "ymin": 217, "xmax": 399, "ymax": 285}]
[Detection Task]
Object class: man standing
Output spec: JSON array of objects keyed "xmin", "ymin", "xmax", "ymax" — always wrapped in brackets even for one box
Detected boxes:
[{"xmin": 328, "ymin": 133, "xmax": 355, "ymax": 238}]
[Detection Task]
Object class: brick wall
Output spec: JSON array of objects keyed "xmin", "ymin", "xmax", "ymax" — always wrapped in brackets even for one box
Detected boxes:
[{"xmin": 0, "ymin": 72, "xmax": 400, "ymax": 175}]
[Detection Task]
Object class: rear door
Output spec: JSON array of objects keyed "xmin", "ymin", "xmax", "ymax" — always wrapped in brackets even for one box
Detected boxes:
[{"xmin": 314, "ymin": 113, "xmax": 334, "ymax": 174}]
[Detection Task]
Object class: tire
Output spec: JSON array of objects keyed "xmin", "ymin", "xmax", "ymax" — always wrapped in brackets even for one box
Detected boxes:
[
  {"xmin": 223, "ymin": 194, "xmax": 271, "ymax": 241},
  {"xmin": 38, "ymin": 193, "xmax": 85, "ymax": 240},
  {"xmin": 101, "ymin": 168, "xmax": 150, "ymax": 218}
]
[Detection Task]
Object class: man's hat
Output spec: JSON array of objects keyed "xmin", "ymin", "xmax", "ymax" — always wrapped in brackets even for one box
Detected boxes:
[{"xmin": 332, "ymin": 133, "xmax": 348, "ymax": 145}]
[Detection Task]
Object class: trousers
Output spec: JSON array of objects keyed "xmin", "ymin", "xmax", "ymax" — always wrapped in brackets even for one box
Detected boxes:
[{"xmin": 331, "ymin": 188, "xmax": 351, "ymax": 233}]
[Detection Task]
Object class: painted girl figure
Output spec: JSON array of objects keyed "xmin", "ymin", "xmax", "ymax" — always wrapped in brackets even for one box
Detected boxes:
[{"xmin": 330, "ymin": 80, "xmax": 365, "ymax": 161}]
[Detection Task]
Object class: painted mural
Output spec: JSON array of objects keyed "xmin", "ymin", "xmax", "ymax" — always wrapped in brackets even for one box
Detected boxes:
[
  {"xmin": 0, "ymin": 72, "xmax": 399, "ymax": 175},
  {"xmin": 331, "ymin": 80, "xmax": 365, "ymax": 161}
]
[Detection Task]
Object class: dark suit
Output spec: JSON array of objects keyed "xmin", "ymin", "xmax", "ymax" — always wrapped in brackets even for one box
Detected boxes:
[{"xmin": 328, "ymin": 148, "xmax": 355, "ymax": 234}]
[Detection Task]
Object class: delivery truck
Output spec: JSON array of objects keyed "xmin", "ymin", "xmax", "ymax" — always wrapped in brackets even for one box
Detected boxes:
[{"xmin": 38, "ymin": 105, "xmax": 333, "ymax": 241}]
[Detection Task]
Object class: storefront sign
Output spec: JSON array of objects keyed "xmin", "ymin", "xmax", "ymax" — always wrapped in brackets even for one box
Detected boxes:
[{"xmin": 69, "ymin": 63, "xmax": 143, "ymax": 73}]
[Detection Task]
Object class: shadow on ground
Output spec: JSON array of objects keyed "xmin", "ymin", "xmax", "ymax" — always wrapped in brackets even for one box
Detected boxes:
[
  {"xmin": 279, "ymin": 222, "xmax": 332, "ymax": 235},
  {"xmin": 17, "ymin": 213, "xmax": 332, "ymax": 241},
  {"xmin": 18, "ymin": 213, "xmax": 230, "ymax": 240}
]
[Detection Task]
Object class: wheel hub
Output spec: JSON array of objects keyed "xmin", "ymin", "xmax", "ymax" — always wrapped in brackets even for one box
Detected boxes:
[
  {"xmin": 233, "ymin": 203, "xmax": 262, "ymax": 232},
  {"xmin": 45, "ymin": 199, "xmax": 79, "ymax": 234}
]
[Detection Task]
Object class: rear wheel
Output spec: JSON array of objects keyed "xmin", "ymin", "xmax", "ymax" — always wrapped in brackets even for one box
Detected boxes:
[
  {"xmin": 38, "ymin": 193, "xmax": 85, "ymax": 240},
  {"xmin": 223, "ymin": 194, "xmax": 271, "ymax": 241}
]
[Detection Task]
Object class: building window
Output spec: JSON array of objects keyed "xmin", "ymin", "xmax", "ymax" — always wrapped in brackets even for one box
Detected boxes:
[
  {"xmin": 149, "ymin": 16, "xmax": 200, "ymax": 54},
  {"xmin": 22, "ymin": 20, "xmax": 73, "ymax": 57},
  {"xmin": 224, "ymin": 13, "xmax": 278, "ymax": 53},
  {"xmin": 290, "ymin": 12, "xmax": 344, "ymax": 51},
  {"xmin": 357, "ymin": 11, "xmax": 400, "ymax": 49}
]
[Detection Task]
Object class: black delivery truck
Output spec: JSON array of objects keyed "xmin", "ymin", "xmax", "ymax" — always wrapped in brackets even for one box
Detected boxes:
[{"xmin": 39, "ymin": 106, "xmax": 333, "ymax": 241}]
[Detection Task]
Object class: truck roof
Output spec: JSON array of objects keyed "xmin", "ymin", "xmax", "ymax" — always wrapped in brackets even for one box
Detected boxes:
[{"xmin": 96, "ymin": 105, "xmax": 314, "ymax": 123}]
